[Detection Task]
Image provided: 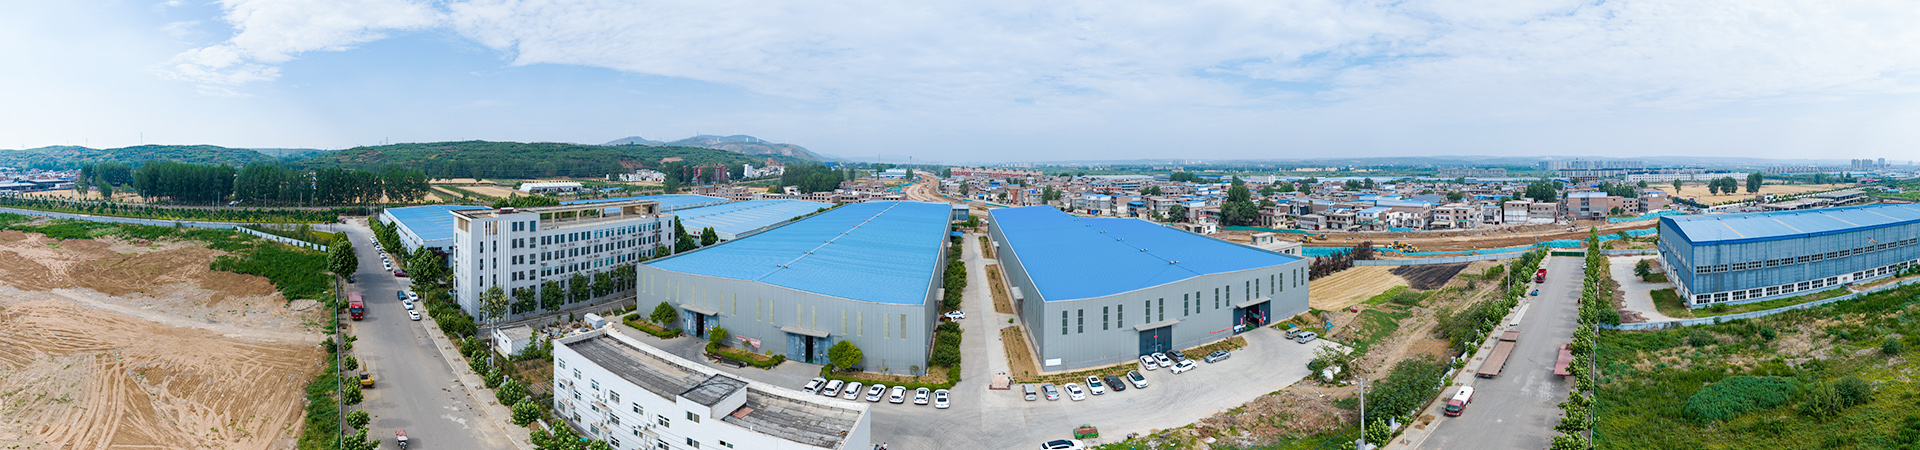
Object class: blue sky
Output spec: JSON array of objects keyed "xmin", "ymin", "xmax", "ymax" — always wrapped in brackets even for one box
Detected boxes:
[{"xmin": 4, "ymin": 0, "xmax": 1918, "ymax": 163}]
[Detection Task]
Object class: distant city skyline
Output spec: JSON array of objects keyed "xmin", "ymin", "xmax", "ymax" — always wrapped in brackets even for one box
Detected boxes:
[{"xmin": 4, "ymin": 1, "xmax": 1918, "ymax": 162}]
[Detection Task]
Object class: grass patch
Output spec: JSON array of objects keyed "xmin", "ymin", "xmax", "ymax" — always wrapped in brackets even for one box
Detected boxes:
[
  {"xmin": 211, "ymin": 239, "xmax": 333, "ymax": 300},
  {"xmin": 1694, "ymin": 288, "xmax": 1851, "ymax": 318},
  {"xmin": 1003, "ymin": 326, "xmax": 1041, "ymax": 380},
  {"xmin": 986, "ymin": 265, "xmax": 1015, "ymax": 314},
  {"xmin": 1365, "ymin": 285, "xmax": 1429, "ymax": 306},
  {"xmin": 242, "ymin": 225, "xmax": 346, "ymax": 245},
  {"xmin": 1345, "ymin": 309, "xmax": 1411, "ymax": 355},
  {"xmin": 706, "ymin": 342, "xmax": 785, "ymax": 369},
  {"xmin": 296, "ymin": 348, "xmax": 340, "ymax": 450},
  {"xmin": 1652, "ymin": 288, "xmax": 1693, "ymax": 318},
  {"xmin": 978, "ymin": 235, "xmax": 993, "ymax": 258},
  {"xmin": 1643, "ymin": 273, "xmax": 1670, "ymax": 283},
  {"xmin": 622, "ymin": 315, "xmax": 683, "ymax": 339}
]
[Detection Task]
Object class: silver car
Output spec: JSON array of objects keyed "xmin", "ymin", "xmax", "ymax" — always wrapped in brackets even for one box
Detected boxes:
[
  {"xmin": 1125, "ymin": 370, "xmax": 1148, "ymax": 389},
  {"xmin": 1296, "ymin": 332, "xmax": 1319, "ymax": 344},
  {"xmin": 1041, "ymin": 383, "xmax": 1061, "ymax": 401},
  {"xmin": 1023, "ymin": 384, "xmax": 1038, "ymax": 401},
  {"xmin": 1153, "ymin": 352, "xmax": 1175, "ymax": 367}
]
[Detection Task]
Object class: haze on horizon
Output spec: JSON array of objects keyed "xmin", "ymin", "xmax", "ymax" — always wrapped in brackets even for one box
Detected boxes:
[{"xmin": 3, "ymin": 0, "xmax": 1918, "ymax": 163}]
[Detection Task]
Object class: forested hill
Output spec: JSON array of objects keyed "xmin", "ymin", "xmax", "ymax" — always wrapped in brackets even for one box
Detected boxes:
[
  {"xmin": 0, "ymin": 145, "xmax": 281, "ymax": 169},
  {"xmin": 292, "ymin": 141, "xmax": 782, "ymax": 179}
]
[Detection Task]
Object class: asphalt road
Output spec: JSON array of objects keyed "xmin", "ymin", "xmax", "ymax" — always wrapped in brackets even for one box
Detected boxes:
[
  {"xmin": 339, "ymin": 220, "xmax": 516, "ymax": 450},
  {"xmin": 1419, "ymin": 256, "xmax": 1582, "ymax": 450}
]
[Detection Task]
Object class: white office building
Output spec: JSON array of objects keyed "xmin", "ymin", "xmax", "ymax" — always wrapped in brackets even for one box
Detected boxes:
[
  {"xmin": 554, "ymin": 328, "xmax": 872, "ymax": 450},
  {"xmin": 450, "ymin": 200, "xmax": 672, "ymax": 318}
]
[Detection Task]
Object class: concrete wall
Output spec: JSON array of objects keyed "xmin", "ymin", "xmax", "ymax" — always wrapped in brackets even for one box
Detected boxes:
[{"xmin": 633, "ymin": 263, "xmax": 942, "ymax": 375}]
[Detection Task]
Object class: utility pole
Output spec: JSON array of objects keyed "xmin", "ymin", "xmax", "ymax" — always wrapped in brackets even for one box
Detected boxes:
[{"xmin": 1357, "ymin": 379, "xmax": 1367, "ymax": 450}]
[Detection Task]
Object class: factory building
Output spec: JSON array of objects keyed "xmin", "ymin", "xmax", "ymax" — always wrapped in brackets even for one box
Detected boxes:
[
  {"xmin": 450, "ymin": 199, "xmax": 672, "ymax": 318},
  {"xmin": 1659, "ymin": 204, "xmax": 1920, "ymax": 307},
  {"xmin": 378, "ymin": 205, "xmax": 490, "ymax": 253},
  {"xmin": 636, "ymin": 201, "xmax": 954, "ymax": 373},
  {"xmin": 668, "ymin": 199, "xmax": 832, "ymax": 242},
  {"xmin": 987, "ymin": 206, "xmax": 1310, "ymax": 371}
]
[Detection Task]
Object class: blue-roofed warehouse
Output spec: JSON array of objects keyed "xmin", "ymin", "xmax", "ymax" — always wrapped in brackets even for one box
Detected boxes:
[
  {"xmin": 636, "ymin": 201, "xmax": 956, "ymax": 373},
  {"xmin": 673, "ymin": 199, "xmax": 832, "ymax": 241},
  {"xmin": 988, "ymin": 206, "xmax": 1310, "ymax": 371},
  {"xmin": 564, "ymin": 194, "xmax": 729, "ymax": 211},
  {"xmin": 378, "ymin": 205, "xmax": 490, "ymax": 252},
  {"xmin": 1659, "ymin": 203, "xmax": 1920, "ymax": 308}
]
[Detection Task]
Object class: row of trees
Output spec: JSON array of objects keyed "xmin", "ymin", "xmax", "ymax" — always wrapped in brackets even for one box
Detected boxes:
[
  {"xmin": 1307, "ymin": 241, "xmax": 1376, "ymax": 280},
  {"xmin": 779, "ymin": 164, "xmax": 849, "ymax": 193},
  {"xmin": 501, "ymin": 266, "xmax": 641, "ymax": 316},
  {"xmin": 82, "ymin": 160, "xmax": 433, "ymax": 205},
  {"xmin": 942, "ymin": 238, "xmax": 968, "ymax": 310}
]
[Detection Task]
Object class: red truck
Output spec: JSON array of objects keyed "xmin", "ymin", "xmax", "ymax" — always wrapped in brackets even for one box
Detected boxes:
[
  {"xmin": 1476, "ymin": 330, "xmax": 1521, "ymax": 378},
  {"xmin": 348, "ymin": 292, "xmax": 366, "ymax": 320},
  {"xmin": 1534, "ymin": 268, "xmax": 1548, "ymax": 283},
  {"xmin": 1444, "ymin": 386, "xmax": 1474, "ymax": 416}
]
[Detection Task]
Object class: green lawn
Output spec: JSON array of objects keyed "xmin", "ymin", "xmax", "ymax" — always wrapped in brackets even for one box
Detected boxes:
[
  {"xmin": 1347, "ymin": 309, "xmax": 1411, "ymax": 355},
  {"xmin": 1643, "ymin": 273, "xmax": 1669, "ymax": 283},
  {"xmin": 1652, "ymin": 287, "xmax": 1853, "ymax": 319},
  {"xmin": 1651, "ymin": 288, "xmax": 1693, "ymax": 318}
]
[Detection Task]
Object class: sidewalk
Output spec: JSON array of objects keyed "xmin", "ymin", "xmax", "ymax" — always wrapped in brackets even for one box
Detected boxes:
[{"xmin": 419, "ymin": 314, "xmax": 535, "ymax": 450}]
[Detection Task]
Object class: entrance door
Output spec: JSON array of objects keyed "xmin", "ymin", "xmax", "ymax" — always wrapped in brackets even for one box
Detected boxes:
[
  {"xmin": 1138, "ymin": 326, "xmax": 1172, "ymax": 355},
  {"xmin": 803, "ymin": 336, "xmax": 817, "ymax": 364},
  {"xmin": 694, "ymin": 314, "xmax": 708, "ymax": 338}
]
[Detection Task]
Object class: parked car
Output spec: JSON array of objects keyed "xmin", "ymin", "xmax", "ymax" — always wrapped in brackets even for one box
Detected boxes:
[
  {"xmin": 1531, "ymin": 289, "xmax": 1540, "ymax": 296},
  {"xmin": 1153, "ymin": 353, "xmax": 1175, "ymax": 367},
  {"xmin": 407, "ymin": 291, "xmax": 419, "ymax": 302},
  {"xmin": 842, "ymin": 382, "xmax": 864, "ymax": 400},
  {"xmin": 1023, "ymin": 384, "xmax": 1038, "ymax": 401},
  {"xmin": 1205, "ymin": 350, "xmax": 1232, "ymax": 363},
  {"xmin": 1168, "ymin": 350, "xmax": 1189, "ymax": 362},
  {"xmin": 822, "ymin": 380, "xmax": 844, "ymax": 397},
  {"xmin": 933, "ymin": 389, "xmax": 950, "ymax": 409},
  {"xmin": 1103, "ymin": 375, "xmax": 1126, "ymax": 392},
  {"xmin": 1040, "ymin": 439, "xmax": 1086, "ymax": 450},
  {"xmin": 409, "ymin": 310, "xmax": 421, "ymax": 321},
  {"xmin": 943, "ymin": 311, "xmax": 966, "ymax": 320},
  {"xmin": 1170, "ymin": 360, "xmax": 1197, "ymax": 374},
  {"xmin": 1125, "ymin": 370, "xmax": 1148, "ymax": 389},
  {"xmin": 803, "ymin": 378, "xmax": 825, "ymax": 394},
  {"xmin": 1041, "ymin": 383, "xmax": 1061, "ymax": 401},
  {"xmin": 865, "ymin": 384, "xmax": 887, "ymax": 402},
  {"xmin": 1296, "ymin": 332, "xmax": 1319, "ymax": 344},
  {"xmin": 914, "ymin": 387, "xmax": 931, "ymax": 405},
  {"xmin": 1139, "ymin": 355, "xmax": 1158, "ymax": 371},
  {"xmin": 1084, "ymin": 376, "xmax": 1105, "ymax": 395},
  {"xmin": 404, "ymin": 300, "xmax": 415, "ymax": 310},
  {"xmin": 888, "ymin": 386, "xmax": 908, "ymax": 404},
  {"xmin": 393, "ymin": 269, "xmax": 407, "ymax": 277},
  {"xmin": 1064, "ymin": 383, "xmax": 1086, "ymax": 401}
]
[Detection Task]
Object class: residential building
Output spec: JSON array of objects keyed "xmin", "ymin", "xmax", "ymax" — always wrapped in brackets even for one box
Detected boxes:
[{"xmin": 519, "ymin": 182, "xmax": 585, "ymax": 194}]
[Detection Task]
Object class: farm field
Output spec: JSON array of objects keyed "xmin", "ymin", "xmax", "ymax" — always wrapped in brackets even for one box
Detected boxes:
[
  {"xmin": 1309, "ymin": 266, "xmax": 1410, "ymax": 310},
  {"xmin": 1669, "ymin": 182, "xmax": 1850, "ymax": 203},
  {"xmin": 0, "ymin": 226, "xmax": 325, "ymax": 450}
]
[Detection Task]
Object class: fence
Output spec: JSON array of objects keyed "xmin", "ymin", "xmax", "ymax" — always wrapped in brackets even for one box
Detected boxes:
[
  {"xmin": 1354, "ymin": 250, "xmax": 1533, "ymax": 266},
  {"xmin": 1600, "ymin": 249, "xmax": 1657, "ymax": 256},
  {"xmin": 1604, "ymin": 276, "xmax": 1920, "ymax": 330},
  {"xmin": 236, "ymin": 226, "xmax": 331, "ymax": 252},
  {"xmin": 0, "ymin": 206, "xmax": 244, "ymax": 229}
]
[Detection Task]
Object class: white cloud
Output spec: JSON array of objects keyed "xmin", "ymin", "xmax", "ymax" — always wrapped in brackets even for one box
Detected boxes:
[{"xmin": 159, "ymin": 0, "xmax": 443, "ymax": 88}]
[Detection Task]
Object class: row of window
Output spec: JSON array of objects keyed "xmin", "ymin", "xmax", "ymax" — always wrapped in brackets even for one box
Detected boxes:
[
  {"xmin": 558, "ymin": 359, "xmax": 737, "ymax": 450},
  {"xmin": 1692, "ymin": 238, "xmax": 1918, "ymax": 274},
  {"xmin": 1060, "ymin": 268, "xmax": 1303, "ymax": 336},
  {"xmin": 1691, "ymin": 260, "xmax": 1915, "ymax": 303}
]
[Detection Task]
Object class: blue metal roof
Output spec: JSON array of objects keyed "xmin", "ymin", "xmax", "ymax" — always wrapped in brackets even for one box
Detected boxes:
[
  {"xmin": 671, "ymin": 200, "xmax": 831, "ymax": 238},
  {"xmin": 563, "ymin": 194, "xmax": 728, "ymax": 211},
  {"xmin": 1663, "ymin": 203, "xmax": 1920, "ymax": 245},
  {"xmin": 646, "ymin": 201, "xmax": 952, "ymax": 305},
  {"xmin": 990, "ymin": 206, "xmax": 1303, "ymax": 301},
  {"xmin": 384, "ymin": 205, "xmax": 489, "ymax": 243}
]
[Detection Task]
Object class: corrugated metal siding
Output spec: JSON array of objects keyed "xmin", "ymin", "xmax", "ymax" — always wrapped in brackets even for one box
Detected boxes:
[{"xmin": 636, "ymin": 265, "xmax": 935, "ymax": 374}]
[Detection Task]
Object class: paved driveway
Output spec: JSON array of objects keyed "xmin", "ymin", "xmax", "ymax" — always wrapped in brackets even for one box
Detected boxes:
[
  {"xmin": 340, "ymin": 220, "xmax": 518, "ymax": 450},
  {"xmin": 1415, "ymin": 256, "xmax": 1582, "ymax": 450},
  {"xmin": 1611, "ymin": 256, "xmax": 1679, "ymax": 322}
]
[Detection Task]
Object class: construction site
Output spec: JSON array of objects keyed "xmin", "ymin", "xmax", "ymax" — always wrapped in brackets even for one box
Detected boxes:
[{"xmin": 0, "ymin": 227, "xmax": 326, "ymax": 450}]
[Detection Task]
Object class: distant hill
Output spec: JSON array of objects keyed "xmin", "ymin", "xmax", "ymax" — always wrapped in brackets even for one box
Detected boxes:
[
  {"xmin": 0, "ymin": 145, "xmax": 280, "ymax": 169},
  {"xmin": 294, "ymin": 141, "xmax": 780, "ymax": 179},
  {"xmin": 604, "ymin": 134, "xmax": 823, "ymax": 160}
]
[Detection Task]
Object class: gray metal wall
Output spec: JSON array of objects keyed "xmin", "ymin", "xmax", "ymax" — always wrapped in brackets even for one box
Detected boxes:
[
  {"xmin": 634, "ymin": 261, "xmax": 942, "ymax": 375},
  {"xmin": 1663, "ymin": 219, "xmax": 1920, "ymax": 305},
  {"xmin": 987, "ymin": 220, "xmax": 1310, "ymax": 372}
]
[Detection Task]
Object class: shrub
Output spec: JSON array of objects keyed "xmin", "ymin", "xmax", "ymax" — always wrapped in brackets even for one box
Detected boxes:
[
  {"xmin": 343, "ymin": 381, "xmax": 364, "ymax": 406},
  {"xmin": 1683, "ymin": 376, "xmax": 1799, "ymax": 423},
  {"xmin": 651, "ymin": 302, "xmax": 678, "ymax": 327},
  {"xmin": 1886, "ymin": 338, "xmax": 1904, "ymax": 355},
  {"xmin": 512, "ymin": 401, "xmax": 542, "ymax": 426},
  {"xmin": 496, "ymin": 378, "xmax": 530, "ymax": 406},
  {"xmin": 345, "ymin": 410, "xmax": 371, "ymax": 429},
  {"xmin": 710, "ymin": 327, "xmax": 731, "ymax": 348},
  {"xmin": 1687, "ymin": 331, "xmax": 1715, "ymax": 347}
]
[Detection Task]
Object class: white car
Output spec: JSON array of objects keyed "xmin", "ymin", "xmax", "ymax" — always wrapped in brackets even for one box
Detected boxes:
[
  {"xmin": 1040, "ymin": 439, "xmax": 1086, "ymax": 450},
  {"xmin": 408, "ymin": 310, "xmax": 421, "ymax": 321},
  {"xmin": 943, "ymin": 311, "xmax": 966, "ymax": 320},
  {"xmin": 406, "ymin": 291, "xmax": 419, "ymax": 302},
  {"xmin": 403, "ymin": 300, "xmax": 415, "ymax": 310},
  {"xmin": 841, "ymin": 382, "xmax": 864, "ymax": 400},
  {"xmin": 382, "ymin": 262, "xmax": 392, "ymax": 271},
  {"xmin": 1153, "ymin": 352, "xmax": 1175, "ymax": 368},
  {"xmin": 803, "ymin": 378, "xmax": 825, "ymax": 394},
  {"xmin": 1064, "ymin": 383, "xmax": 1086, "ymax": 401},
  {"xmin": 933, "ymin": 389, "xmax": 950, "ymax": 409},
  {"xmin": 865, "ymin": 384, "xmax": 887, "ymax": 402},
  {"xmin": 1139, "ymin": 355, "xmax": 1158, "ymax": 371},
  {"xmin": 822, "ymin": 379, "xmax": 844, "ymax": 397},
  {"xmin": 1084, "ymin": 376, "xmax": 1106, "ymax": 395},
  {"xmin": 1126, "ymin": 370, "xmax": 1148, "ymax": 389},
  {"xmin": 913, "ymin": 387, "xmax": 930, "ymax": 405},
  {"xmin": 1170, "ymin": 360, "xmax": 1196, "ymax": 374},
  {"xmin": 888, "ymin": 386, "xmax": 908, "ymax": 404}
]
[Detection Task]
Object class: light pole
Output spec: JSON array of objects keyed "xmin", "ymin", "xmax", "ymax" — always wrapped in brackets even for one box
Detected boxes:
[{"xmin": 1357, "ymin": 379, "xmax": 1368, "ymax": 450}]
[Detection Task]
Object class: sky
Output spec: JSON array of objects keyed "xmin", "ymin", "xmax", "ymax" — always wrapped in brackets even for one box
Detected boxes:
[{"xmin": 3, "ymin": 0, "xmax": 1919, "ymax": 163}]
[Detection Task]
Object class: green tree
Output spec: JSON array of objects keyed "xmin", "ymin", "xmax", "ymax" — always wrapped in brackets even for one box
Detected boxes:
[
  {"xmin": 828, "ymin": 340, "xmax": 864, "ymax": 371},
  {"xmin": 343, "ymin": 427, "xmax": 380, "ymax": 450},
  {"xmin": 1672, "ymin": 179, "xmax": 1683, "ymax": 193},
  {"xmin": 343, "ymin": 354, "xmax": 360, "ymax": 371},
  {"xmin": 568, "ymin": 273, "xmax": 591, "ymax": 303},
  {"xmin": 1222, "ymin": 184, "xmax": 1259, "ymax": 226},
  {"xmin": 592, "ymin": 272, "xmax": 613, "ymax": 297},
  {"xmin": 496, "ymin": 377, "xmax": 530, "ymax": 406},
  {"xmin": 1446, "ymin": 191, "xmax": 1465, "ymax": 202},
  {"xmin": 511, "ymin": 401, "xmax": 541, "ymax": 425},
  {"xmin": 1165, "ymin": 204, "xmax": 1188, "ymax": 222},
  {"xmin": 480, "ymin": 285, "xmax": 509, "ymax": 323},
  {"xmin": 491, "ymin": 194, "xmax": 561, "ymax": 208},
  {"xmin": 540, "ymin": 280, "xmax": 565, "ymax": 311},
  {"xmin": 343, "ymin": 380, "xmax": 364, "ymax": 405},
  {"xmin": 1634, "ymin": 259, "xmax": 1652, "ymax": 279},
  {"xmin": 531, "ymin": 419, "xmax": 585, "ymax": 450},
  {"xmin": 673, "ymin": 217, "xmax": 697, "ymax": 253},
  {"xmin": 1364, "ymin": 418, "xmax": 1391, "ymax": 446},
  {"xmin": 651, "ymin": 301, "xmax": 678, "ymax": 327},
  {"xmin": 329, "ymin": 237, "xmax": 359, "ymax": 279},
  {"xmin": 1747, "ymin": 172, "xmax": 1764, "ymax": 193},
  {"xmin": 345, "ymin": 410, "xmax": 372, "ymax": 429},
  {"xmin": 700, "ymin": 226, "xmax": 719, "ymax": 246},
  {"xmin": 709, "ymin": 327, "xmax": 731, "ymax": 348}
]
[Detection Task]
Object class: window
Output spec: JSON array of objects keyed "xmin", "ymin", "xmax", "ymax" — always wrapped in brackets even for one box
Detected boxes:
[
  {"xmin": 1214, "ymin": 288, "xmax": 1220, "ymax": 309},
  {"xmin": 558, "ymin": 359, "xmax": 566, "ymax": 369},
  {"xmin": 721, "ymin": 441, "xmax": 734, "ymax": 448},
  {"xmin": 1158, "ymin": 298, "xmax": 1165, "ymax": 321},
  {"xmin": 1182, "ymin": 295, "xmax": 1189, "ymax": 316},
  {"xmin": 1102, "ymin": 307, "xmax": 1110, "ymax": 331},
  {"xmin": 609, "ymin": 391, "xmax": 619, "ymax": 403},
  {"xmin": 1117, "ymin": 304, "xmax": 1123, "ymax": 327},
  {"xmin": 658, "ymin": 415, "xmax": 670, "ymax": 427},
  {"xmin": 572, "ymin": 369, "xmax": 581, "ymax": 379},
  {"xmin": 686, "ymin": 438, "xmax": 700, "ymax": 449},
  {"xmin": 687, "ymin": 411, "xmax": 701, "ymax": 423},
  {"xmin": 590, "ymin": 380, "xmax": 599, "ymax": 391},
  {"xmin": 1062, "ymin": 311, "xmax": 1069, "ymax": 335},
  {"xmin": 610, "ymin": 438, "xmax": 620, "ymax": 448},
  {"xmin": 1226, "ymin": 285, "xmax": 1232, "ymax": 301},
  {"xmin": 1077, "ymin": 309, "xmax": 1084, "ymax": 333},
  {"xmin": 632, "ymin": 404, "xmax": 642, "ymax": 414}
]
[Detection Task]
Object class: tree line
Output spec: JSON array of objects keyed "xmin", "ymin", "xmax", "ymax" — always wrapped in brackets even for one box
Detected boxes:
[
  {"xmin": 81, "ymin": 160, "xmax": 431, "ymax": 205},
  {"xmin": 778, "ymin": 164, "xmax": 850, "ymax": 193}
]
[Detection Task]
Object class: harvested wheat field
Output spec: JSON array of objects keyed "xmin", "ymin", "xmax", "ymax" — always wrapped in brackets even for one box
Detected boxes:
[
  {"xmin": 1309, "ymin": 266, "xmax": 1410, "ymax": 310},
  {"xmin": 0, "ymin": 229, "xmax": 324, "ymax": 450},
  {"xmin": 1670, "ymin": 182, "xmax": 1849, "ymax": 203}
]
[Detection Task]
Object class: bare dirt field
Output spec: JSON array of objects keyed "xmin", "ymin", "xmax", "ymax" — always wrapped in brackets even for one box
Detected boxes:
[
  {"xmin": 0, "ymin": 229, "xmax": 325, "ymax": 450},
  {"xmin": 1669, "ymin": 182, "xmax": 1847, "ymax": 203},
  {"xmin": 1390, "ymin": 264, "xmax": 1470, "ymax": 290},
  {"xmin": 986, "ymin": 265, "xmax": 1015, "ymax": 314},
  {"xmin": 461, "ymin": 186, "xmax": 521, "ymax": 198},
  {"xmin": 1224, "ymin": 221, "xmax": 1655, "ymax": 253},
  {"xmin": 1309, "ymin": 266, "xmax": 1411, "ymax": 310}
]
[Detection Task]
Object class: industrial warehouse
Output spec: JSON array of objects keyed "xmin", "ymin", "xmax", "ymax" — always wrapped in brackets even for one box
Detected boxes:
[
  {"xmin": 636, "ymin": 201, "xmax": 956, "ymax": 373},
  {"xmin": 986, "ymin": 205, "xmax": 1311, "ymax": 371},
  {"xmin": 1659, "ymin": 203, "xmax": 1920, "ymax": 307}
]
